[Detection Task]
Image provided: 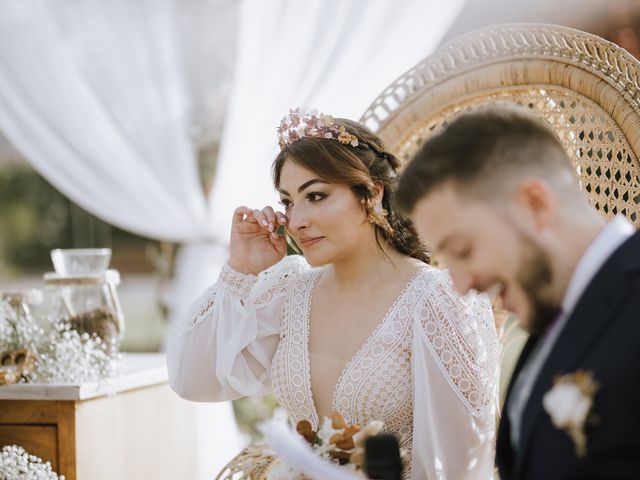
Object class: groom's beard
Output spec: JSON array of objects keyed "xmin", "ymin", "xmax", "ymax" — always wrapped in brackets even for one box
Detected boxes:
[{"xmin": 516, "ymin": 234, "xmax": 559, "ymax": 337}]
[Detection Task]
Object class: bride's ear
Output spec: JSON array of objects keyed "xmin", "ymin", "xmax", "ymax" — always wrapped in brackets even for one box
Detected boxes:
[{"xmin": 372, "ymin": 182, "xmax": 385, "ymax": 204}]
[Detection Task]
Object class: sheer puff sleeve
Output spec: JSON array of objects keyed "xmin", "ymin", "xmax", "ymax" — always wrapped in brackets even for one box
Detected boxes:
[
  {"xmin": 167, "ymin": 255, "xmax": 309, "ymax": 402},
  {"xmin": 411, "ymin": 268, "xmax": 500, "ymax": 480}
]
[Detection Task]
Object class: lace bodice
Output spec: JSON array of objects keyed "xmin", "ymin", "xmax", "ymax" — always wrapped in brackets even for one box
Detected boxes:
[
  {"xmin": 167, "ymin": 255, "xmax": 500, "ymax": 480},
  {"xmin": 272, "ymin": 267, "xmax": 416, "ymax": 457}
]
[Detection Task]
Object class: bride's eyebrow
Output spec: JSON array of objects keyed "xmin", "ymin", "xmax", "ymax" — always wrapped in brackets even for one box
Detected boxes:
[{"xmin": 278, "ymin": 178, "xmax": 329, "ymax": 196}]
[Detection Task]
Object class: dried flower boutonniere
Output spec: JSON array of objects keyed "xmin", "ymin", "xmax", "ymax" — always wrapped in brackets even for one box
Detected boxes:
[{"xmin": 542, "ymin": 370, "xmax": 599, "ymax": 457}]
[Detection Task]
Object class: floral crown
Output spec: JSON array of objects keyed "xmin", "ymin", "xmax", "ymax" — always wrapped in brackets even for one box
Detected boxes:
[{"xmin": 277, "ymin": 107, "xmax": 359, "ymax": 150}]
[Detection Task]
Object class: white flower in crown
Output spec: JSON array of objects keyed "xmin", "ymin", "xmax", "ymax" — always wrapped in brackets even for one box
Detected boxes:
[
  {"xmin": 543, "ymin": 370, "xmax": 599, "ymax": 458},
  {"xmin": 277, "ymin": 107, "xmax": 359, "ymax": 149}
]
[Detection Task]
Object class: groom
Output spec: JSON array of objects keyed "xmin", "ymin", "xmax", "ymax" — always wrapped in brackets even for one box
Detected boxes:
[{"xmin": 395, "ymin": 106, "xmax": 640, "ymax": 479}]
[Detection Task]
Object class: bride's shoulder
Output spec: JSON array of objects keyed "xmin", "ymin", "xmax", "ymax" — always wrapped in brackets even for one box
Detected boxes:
[{"xmin": 412, "ymin": 263, "xmax": 449, "ymax": 291}]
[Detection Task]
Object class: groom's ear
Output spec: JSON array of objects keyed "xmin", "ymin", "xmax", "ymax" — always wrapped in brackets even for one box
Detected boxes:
[{"xmin": 512, "ymin": 178, "xmax": 556, "ymax": 231}]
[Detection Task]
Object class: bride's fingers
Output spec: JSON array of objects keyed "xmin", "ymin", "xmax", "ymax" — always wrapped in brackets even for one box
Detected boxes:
[
  {"xmin": 261, "ymin": 206, "xmax": 278, "ymax": 232},
  {"xmin": 276, "ymin": 211, "xmax": 287, "ymax": 225},
  {"xmin": 253, "ymin": 209, "xmax": 272, "ymax": 230},
  {"xmin": 233, "ymin": 206, "xmax": 254, "ymax": 225},
  {"xmin": 233, "ymin": 206, "xmax": 281, "ymax": 238}
]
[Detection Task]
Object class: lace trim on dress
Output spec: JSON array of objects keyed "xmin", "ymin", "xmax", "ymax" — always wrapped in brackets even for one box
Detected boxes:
[
  {"xmin": 186, "ymin": 283, "xmax": 216, "ymax": 325},
  {"xmin": 219, "ymin": 263, "xmax": 258, "ymax": 299},
  {"xmin": 272, "ymin": 267, "xmax": 420, "ymax": 479},
  {"xmin": 183, "ymin": 256, "xmax": 308, "ymax": 333},
  {"xmin": 252, "ymin": 256, "xmax": 308, "ymax": 307},
  {"xmin": 183, "ymin": 264, "xmax": 257, "ymax": 331},
  {"xmin": 331, "ymin": 270, "xmax": 422, "ymax": 461},
  {"xmin": 272, "ymin": 268, "xmax": 322, "ymax": 429},
  {"xmin": 419, "ymin": 269, "xmax": 499, "ymax": 415},
  {"xmin": 331, "ymin": 270, "xmax": 422, "ymax": 423}
]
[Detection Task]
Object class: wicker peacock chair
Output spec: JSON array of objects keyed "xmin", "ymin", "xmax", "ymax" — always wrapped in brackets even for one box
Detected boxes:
[
  {"xmin": 216, "ymin": 24, "xmax": 640, "ymax": 479},
  {"xmin": 359, "ymin": 23, "xmax": 640, "ymax": 406}
]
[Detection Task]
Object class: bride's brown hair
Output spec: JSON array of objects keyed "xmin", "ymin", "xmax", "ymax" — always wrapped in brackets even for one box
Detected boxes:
[{"xmin": 272, "ymin": 118, "xmax": 430, "ymax": 264}]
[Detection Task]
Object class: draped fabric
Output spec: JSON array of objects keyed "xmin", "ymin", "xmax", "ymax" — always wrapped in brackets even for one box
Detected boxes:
[{"xmin": 0, "ymin": 2, "xmax": 239, "ymax": 477}]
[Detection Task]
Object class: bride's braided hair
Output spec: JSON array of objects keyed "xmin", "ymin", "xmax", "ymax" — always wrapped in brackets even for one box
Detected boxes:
[{"xmin": 272, "ymin": 118, "xmax": 430, "ymax": 264}]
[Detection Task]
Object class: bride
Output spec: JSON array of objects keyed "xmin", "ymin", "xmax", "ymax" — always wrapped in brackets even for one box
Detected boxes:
[{"xmin": 167, "ymin": 108, "xmax": 499, "ymax": 479}]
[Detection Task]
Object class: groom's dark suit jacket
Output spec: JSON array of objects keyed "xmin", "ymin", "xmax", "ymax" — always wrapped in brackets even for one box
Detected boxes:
[{"xmin": 496, "ymin": 231, "xmax": 640, "ymax": 480}]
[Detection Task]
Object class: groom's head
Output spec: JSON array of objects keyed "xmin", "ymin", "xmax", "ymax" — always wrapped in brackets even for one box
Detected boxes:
[{"xmin": 396, "ymin": 106, "xmax": 590, "ymax": 335}]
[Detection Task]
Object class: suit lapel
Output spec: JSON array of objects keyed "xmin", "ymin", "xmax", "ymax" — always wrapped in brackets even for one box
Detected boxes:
[{"xmin": 514, "ymin": 232, "xmax": 640, "ymax": 477}]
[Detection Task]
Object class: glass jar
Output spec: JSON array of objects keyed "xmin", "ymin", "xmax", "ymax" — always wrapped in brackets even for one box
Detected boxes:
[
  {"xmin": 0, "ymin": 289, "xmax": 43, "ymax": 350},
  {"xmin": 43, "ymin": 269, "xmax": 124, "ymax": 346},
  {"xmin": 0, "ymin": 289, "xmax": 41, "ymax": 384},
  {"xmin": 0, "ymin": 289, "xmax": 41, "ymax": 318}
]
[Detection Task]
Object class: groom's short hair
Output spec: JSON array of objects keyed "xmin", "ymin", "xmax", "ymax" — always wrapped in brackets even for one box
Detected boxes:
[{"xmin": 395, "ymin": 105, "xmax": 576, "ymax": 213}]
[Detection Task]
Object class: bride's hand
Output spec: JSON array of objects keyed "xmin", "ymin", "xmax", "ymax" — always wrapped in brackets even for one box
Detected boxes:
[{"xmin": 228, "ymin": 206, "xmax": 288, "ymax": 275}]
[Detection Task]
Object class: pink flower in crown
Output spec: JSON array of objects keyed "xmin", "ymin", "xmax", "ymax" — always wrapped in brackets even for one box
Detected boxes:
[
  {"xmin": 290, "ymin": 109, "xmax": 302, "ymax": 128},
  {"xmin": 277, "ymin": 107, "xmax": 358, "ymax": 149}
]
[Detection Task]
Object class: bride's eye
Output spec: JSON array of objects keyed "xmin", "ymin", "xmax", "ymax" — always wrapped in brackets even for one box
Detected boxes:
[
  {"xmin": 307, "ymin": 192, "xmax": 327, "ymax": 203},
  {"xmin": 278, "ymin": 199, "xmax": 292, "ymax": 210}
]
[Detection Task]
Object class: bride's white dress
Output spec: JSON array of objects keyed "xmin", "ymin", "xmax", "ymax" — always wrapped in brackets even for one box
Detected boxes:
[{"xmin": 167, "ymin": 255, "xmax": 500, "ymax": 479}]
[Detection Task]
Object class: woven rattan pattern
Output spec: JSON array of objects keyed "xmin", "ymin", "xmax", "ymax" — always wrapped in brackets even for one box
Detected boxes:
[
  {"xmin": 393, "ymin": 87, "xmax": 640, "ymax": 224},
  {"xmin": 359, "ymin": 24, "xmax": 640, "ymax": 226}
]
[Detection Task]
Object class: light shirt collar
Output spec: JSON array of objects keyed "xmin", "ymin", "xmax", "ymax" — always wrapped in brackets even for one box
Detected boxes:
[{"xmin": 561, "ymin": 215, "xmax": 635, "ymax": 315}]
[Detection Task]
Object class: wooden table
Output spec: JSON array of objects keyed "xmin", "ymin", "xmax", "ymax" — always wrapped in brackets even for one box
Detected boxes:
[{"xmin": 0, "ymin": 353, "xmax": 205, "ymax": 479}]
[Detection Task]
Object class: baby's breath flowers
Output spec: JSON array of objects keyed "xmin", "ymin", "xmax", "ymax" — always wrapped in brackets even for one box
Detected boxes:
[
  {"xmin": 26, "ymin": 321, "xmax": 122, "ymax": 384},
  {"xmin": 1, "ymin": 297, "xmax": 121, "ymax": 385},
  {"xmin": 0, "ymin": 445, "xmax": 64, "ymax": 480}
]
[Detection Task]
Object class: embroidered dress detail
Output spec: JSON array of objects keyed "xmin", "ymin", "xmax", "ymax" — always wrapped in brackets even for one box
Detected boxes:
[
  {"xmin": 271, "ymin": 270, "xmax": 429, "ymax": 477},
  {"xmin": 219, "ymin": 263, "xmax": 258, "ymax": 299},
  {"xmin": 418, "ymin": 272, "xmax": 499, "ymax": 414},
  {"xmin": 272, "ymin": 269, "xmax": 321, "ymax": 429}
]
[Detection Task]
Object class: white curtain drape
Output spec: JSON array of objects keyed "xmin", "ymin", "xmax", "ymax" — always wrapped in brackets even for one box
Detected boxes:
[
  {"xmin": 0, "ymin": 1, "xmax": 240, "ymax": 478},
  {"xmin": 208, "ymin": 0, "xmax": 467, "ymax": 236},
  {"xmin": 0, "ymin": 0, "xmax": 214, "ymax": 240}
]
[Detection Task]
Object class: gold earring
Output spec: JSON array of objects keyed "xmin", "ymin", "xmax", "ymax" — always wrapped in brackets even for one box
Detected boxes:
[
  {"xmin": 368, "ymin": 203, "xmax": 388, "ymax": 225},
  {"xmin": 374, "ymin": 203, "xmax": 388, "ymax": 217}
]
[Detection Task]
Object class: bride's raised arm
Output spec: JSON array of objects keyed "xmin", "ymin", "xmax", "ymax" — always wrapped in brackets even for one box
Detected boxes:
[
  {"xmin": 411, "ymin": 269, "xmax": 500, "ymax": 480},
  {"xmin": 167, "ymin": 255, "xmax": 308, "ymax": 402}
]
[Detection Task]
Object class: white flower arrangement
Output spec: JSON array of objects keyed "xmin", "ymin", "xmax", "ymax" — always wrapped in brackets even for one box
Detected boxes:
[
  {"xmin": 0, "ymin": 445, "xmax": 64, "ymax": 479},
  {"xmin": 0, "ymin": 297, "xmax": 122, "ymax": 385},
  {"xmin": 27, "ymin": 321, "xmax": 122, "ymax": 384},
  {"xmin": 543, "ymin": 370, "xmax": 599, "ymax": 457}
]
